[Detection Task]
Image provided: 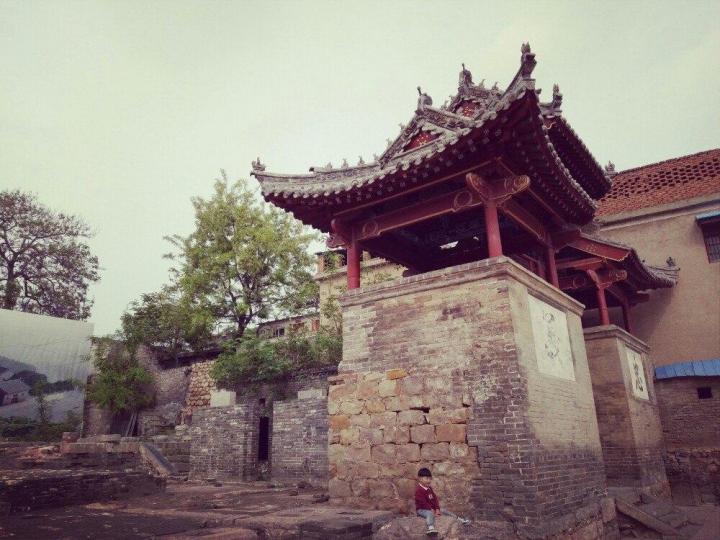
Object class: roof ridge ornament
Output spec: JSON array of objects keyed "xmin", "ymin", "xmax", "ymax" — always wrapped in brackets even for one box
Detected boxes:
[
  {"xmin": 459, "ymin": 63, "xmax": 473, "ymax": 91},
  {"xmin": 520, "ymin": 42, "xmax": 536, "ymax": 79},
  {"xmin": 605, "ymin": 161, "xmax": 617, "ymax": 178},
  {"xmin": 251, "ymin": 157, "xmax": 265, "ymax": 172},
  {"xmin": 416, "ymin": 86, "xmax": 433, "ymax": 112},
  {"xmin": 551, "ymin": 84, "xmax": 563, "ymax": 109}
]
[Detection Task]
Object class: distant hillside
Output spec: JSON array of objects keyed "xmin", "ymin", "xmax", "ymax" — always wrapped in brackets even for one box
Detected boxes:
[{"xmin": 0, "ymin": 354, "xmax": 34, "ymax": 375}]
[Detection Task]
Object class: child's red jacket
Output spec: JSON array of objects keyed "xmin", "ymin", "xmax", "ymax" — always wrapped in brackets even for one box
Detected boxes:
[{"xmin": 415, "ymin": 483, "xmax": 440, "ymax": 511}]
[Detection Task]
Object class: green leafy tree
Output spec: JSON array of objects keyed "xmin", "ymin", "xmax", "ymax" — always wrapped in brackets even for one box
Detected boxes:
[
  {"xmin": 0, "ymin": 190, "xmax": 100, "ymax": 320},
  {"xmin": 121, "ymin": 286, "xmax": 214, "ymax": 361},
  {"xmin": 85, "ymin": 337, "xmax": 154, "ymax": 414},
  {"xmin": 165, "ymin": 173, "xmax": 318, "ymax": 338},
  {"xmin": 210, "ymin": 326, "xmax": 341, "ymax": 390}
]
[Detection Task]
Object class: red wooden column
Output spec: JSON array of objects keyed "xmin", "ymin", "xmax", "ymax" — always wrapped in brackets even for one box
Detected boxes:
[
  {"xmin": 484, "ymin": 199, "xmax": 503, "ymax": 257},
  {"xmin": 586, "ymin": 268, "xmax": 619, "ymax": 327},
  {"xmin": 466, "ymin": 172, "xmax": 531, "ymax": 259},
  {"xmin": 545, "ymin": 244, "xmax": 559, "ymax": 288},
  {"xmin": 595, "ymin": 284, "xmax": 610, "ymax": 326},
  {"xmin": 329, "ymin": 218, "xmax": 361, "ymax": 290},
  {"xmin": 621, "ymin": 302, "xmax": 633, "ymax": 333},
  {"xmin": 346, "ymin": 239, "xmax": 361, "ymax": 290}
]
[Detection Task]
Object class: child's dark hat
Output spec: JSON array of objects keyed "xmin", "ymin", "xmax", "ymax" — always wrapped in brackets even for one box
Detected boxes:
[{"xmin": 417, "ymin": 467, "xmax": 432, "ymax": 477}]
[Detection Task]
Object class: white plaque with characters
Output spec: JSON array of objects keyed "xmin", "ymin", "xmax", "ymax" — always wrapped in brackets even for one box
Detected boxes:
[
  {"xmin": 528, "ymin": 295, "xmax": 575, "ymax": 381},
  {"xmin": 627, "ymin": 348, "xmax": 649, "ymax": 400}
]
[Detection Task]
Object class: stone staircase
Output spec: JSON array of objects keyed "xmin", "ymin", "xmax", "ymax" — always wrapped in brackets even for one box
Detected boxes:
[{"xmin": 614, "ymin": 491, "xmax": 703, "ymax": 539}]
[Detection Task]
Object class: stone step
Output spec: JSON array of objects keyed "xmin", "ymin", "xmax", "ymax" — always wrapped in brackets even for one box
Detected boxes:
[
  {"xmin": 615, "ymin": 498, "xmax": 684, "ymax": 538},
  {"xmin": 638, "ymin": 500, "xmax": 678, "ymax": 519}
]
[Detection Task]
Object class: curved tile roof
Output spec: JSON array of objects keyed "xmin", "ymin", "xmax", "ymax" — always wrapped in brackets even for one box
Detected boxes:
[{"xmin": 252, "ymin": 44, "xmax": 610, "ymax": 230}]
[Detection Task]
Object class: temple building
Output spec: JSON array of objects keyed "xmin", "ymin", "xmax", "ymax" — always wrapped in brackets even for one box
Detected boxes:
[
  {"xmin": 249, "ymin": 44, "xmax": 691, "ymax": 538},
  {"xmin": 78, "ymin": 44, "xmax": 717, "ymax": 540}
]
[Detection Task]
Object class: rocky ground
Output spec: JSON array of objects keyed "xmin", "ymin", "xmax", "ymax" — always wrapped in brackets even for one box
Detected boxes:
[
  {"xmin": 1, "ymin": 479, "xmax": 718, "ymax": 539},
  {"xmin": 0, "ymin": 481, "xmax": 394, "ymax": 539}
]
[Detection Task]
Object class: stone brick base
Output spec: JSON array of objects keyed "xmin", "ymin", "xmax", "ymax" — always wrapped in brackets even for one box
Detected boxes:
[
  {"xmin": 335, "ymin": 258, "xmax": 611, "ymax": 537},
  {"xmin": 584, "ymin": 326, "xmax": 670, "ymax": 498}
]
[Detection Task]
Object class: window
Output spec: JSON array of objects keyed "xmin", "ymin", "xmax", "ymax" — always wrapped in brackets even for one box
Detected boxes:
[
  {"xmin": 702, "ymin": 226, "xmax": 720, "ymax": 262},
  {"xmin": 271, "ymin": 327, "xmax": 285, "ymax": 338},
  {"xmin": 697, "ymin": 387, "xmax": 713, "ymax": 400},
  {"xmin": 696, "ymin": 213, "xmax": 720, "ymax": 263}
]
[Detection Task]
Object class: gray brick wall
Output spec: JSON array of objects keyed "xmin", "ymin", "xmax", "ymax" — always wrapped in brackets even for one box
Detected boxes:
[
  {"xmin": 272, "ymin": 393, "xmax": 329, "ymax": 486},
  {"xmin": 189, "ymin": 404, "xmax": 258, "ymax": 480}
]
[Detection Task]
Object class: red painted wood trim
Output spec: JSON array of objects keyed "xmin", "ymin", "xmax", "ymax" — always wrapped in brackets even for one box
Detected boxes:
[
  {"xmin": 347, "ymin": 239, "xmax": 361, "ymax": 290},
  {"xmin": 545, "ymin": 244, "xmax": 559, "ymax": 287}
]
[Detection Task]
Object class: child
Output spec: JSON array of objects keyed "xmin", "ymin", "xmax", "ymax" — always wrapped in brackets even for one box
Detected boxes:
[{"xmin": 415, "ymin": 467, "xmax": 470, "ymax": 536}]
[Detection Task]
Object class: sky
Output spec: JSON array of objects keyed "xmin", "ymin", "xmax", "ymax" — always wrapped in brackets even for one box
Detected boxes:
[{"xmin": 1, "ymin": 1, "xmax": 719, "ymax": 336}]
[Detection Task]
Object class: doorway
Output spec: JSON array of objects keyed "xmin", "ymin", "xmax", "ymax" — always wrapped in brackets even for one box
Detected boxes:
[{"xmin": 258, "ymin": 416, "xmax": 270, "ymax": 461}]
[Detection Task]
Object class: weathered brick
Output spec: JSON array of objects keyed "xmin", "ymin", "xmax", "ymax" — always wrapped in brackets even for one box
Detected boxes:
[
  {"xmin": 399, "ymin": 376, "xmax": 424, "ymax": 396},
  {"xmin": 370, "ymin": 411, "xmax": 396, "ymax": 429},
  {"xmin": 371, "ymin": 444, "xmax": 397, "ymax": 464},
  {"xmin": 395, "ymin": 443, "xmax": 421, "ymax": 463},
  {"xmin": 436, "ymin": 424, "xmax": 466, "ymax": 443},
  {"xmin": 365, "ymin": 399, "xmax": 386, "ymax": 414},
  {"xmin": 386, "ymin": 368, "xmax": 408, "ymax": 380},
  {"xmin": 410, "ymin": 424, "xmax": 435, "ymax": 444},
  {"xmin": 357, "ymin": 427, "xmax": 384, "ymax": 446},
  {"xmin": 427, "ymin": 407, "xmax": 468, "ymax": 425},
  {"xmin": 384, "ymin": 395, "xmax": 410, "ymax": 411},
  {"xmin": 339, "ymin": 427, "xmax": 360, "ymax": 445},
  {"xmin": 329, "ymin": 415, "xmax": 351, "ymax": 431},
  {"xmin": 378, "ymin": 380, "xmax": 397, "ymax": 397},
  {"xmin": 340, "ymin": 400, "xmax": 364, "ymax": 415},
  {"xmin": 383, "ymin": 425, "xmax": 410, "ymax": 444},
  {"xmin": 420, "ymin": 443, "xmax": 450, "ymax": 460},
  {"xmin": 329, "ymin": 383, "xmax": 356, "ymax": 402},
  {"xmin": 397, "ymin": 410, "xmax": 426, "ymax": 426},
  {"xmin": 357, "ymin": 380, "xmax": 379, "ymax": 400}
]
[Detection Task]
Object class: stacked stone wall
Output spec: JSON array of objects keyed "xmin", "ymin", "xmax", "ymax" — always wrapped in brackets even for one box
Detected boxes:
[
  {"xmin": 335, "ymin": 259, "xmax": 614, "ymax": 538},
  {"xmin": 0, "ymin": 470, "xmax": 164, "ymax": 515},
  {"xmin": 656, "ymin": 376, "xmax": 720, "ymax": 503},
  {"xmin": 272, "ymin": 392, "xmax": 329, "ymax": 485},
  {"xmin": 186, "ymin": 360, "xmax": 216, "ymax": 410}
]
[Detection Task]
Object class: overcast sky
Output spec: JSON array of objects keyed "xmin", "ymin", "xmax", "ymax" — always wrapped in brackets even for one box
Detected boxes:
[{"xmin": 2, "ymin": 1, "xmax": 719, "ymax": 335}]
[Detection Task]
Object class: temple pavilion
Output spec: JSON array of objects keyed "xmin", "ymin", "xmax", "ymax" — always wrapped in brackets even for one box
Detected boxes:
[{"xmin": 251, "ymin": 43, "xmax": 675, "ymax": 328}]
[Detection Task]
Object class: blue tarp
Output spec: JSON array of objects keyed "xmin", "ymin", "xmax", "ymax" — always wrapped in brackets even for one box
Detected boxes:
[{"xmin": 655, "ymin": 358, "xmax": 720, "ymax": 380}]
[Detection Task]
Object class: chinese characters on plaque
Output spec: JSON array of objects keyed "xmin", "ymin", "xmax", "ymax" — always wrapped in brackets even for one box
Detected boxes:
[{"xmin": 528, "ymin": 295, "xmax": 575, "ymax": 381}]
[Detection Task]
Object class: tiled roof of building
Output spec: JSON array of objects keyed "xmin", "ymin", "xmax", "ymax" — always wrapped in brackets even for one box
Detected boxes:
[
  {"xmin": 0, "ymin": 379, "xmax": 30, "ymax": 395},
  {"xmin": 563, "ymin": 232, "xmax": 678, "ymax": 290},
  {"xmin": 251, "ymin": 44, "xmax": 610, "ymax": 231},
  {"xmin": 597, "ymin": 148, "xmax": 720, "ymax": 216},
  {"xmin": 655, "ymin": 358, "xmax": 720, "ymax": 380}
]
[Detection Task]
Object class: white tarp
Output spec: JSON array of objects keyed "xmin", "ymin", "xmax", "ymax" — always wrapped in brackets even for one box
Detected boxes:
[{"xmin": 0, "ymin": 309, "xmax": 93, "ymax": 421}]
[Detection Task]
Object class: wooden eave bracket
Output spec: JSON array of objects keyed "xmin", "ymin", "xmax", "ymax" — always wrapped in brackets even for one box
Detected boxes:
[
  {"xmin": 327, "ymin": 218, "xmax": 352, "ymax": 248},
  {"xmin": 465, "ymin": 171, "xmax": 552, "ymax": 245}
]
